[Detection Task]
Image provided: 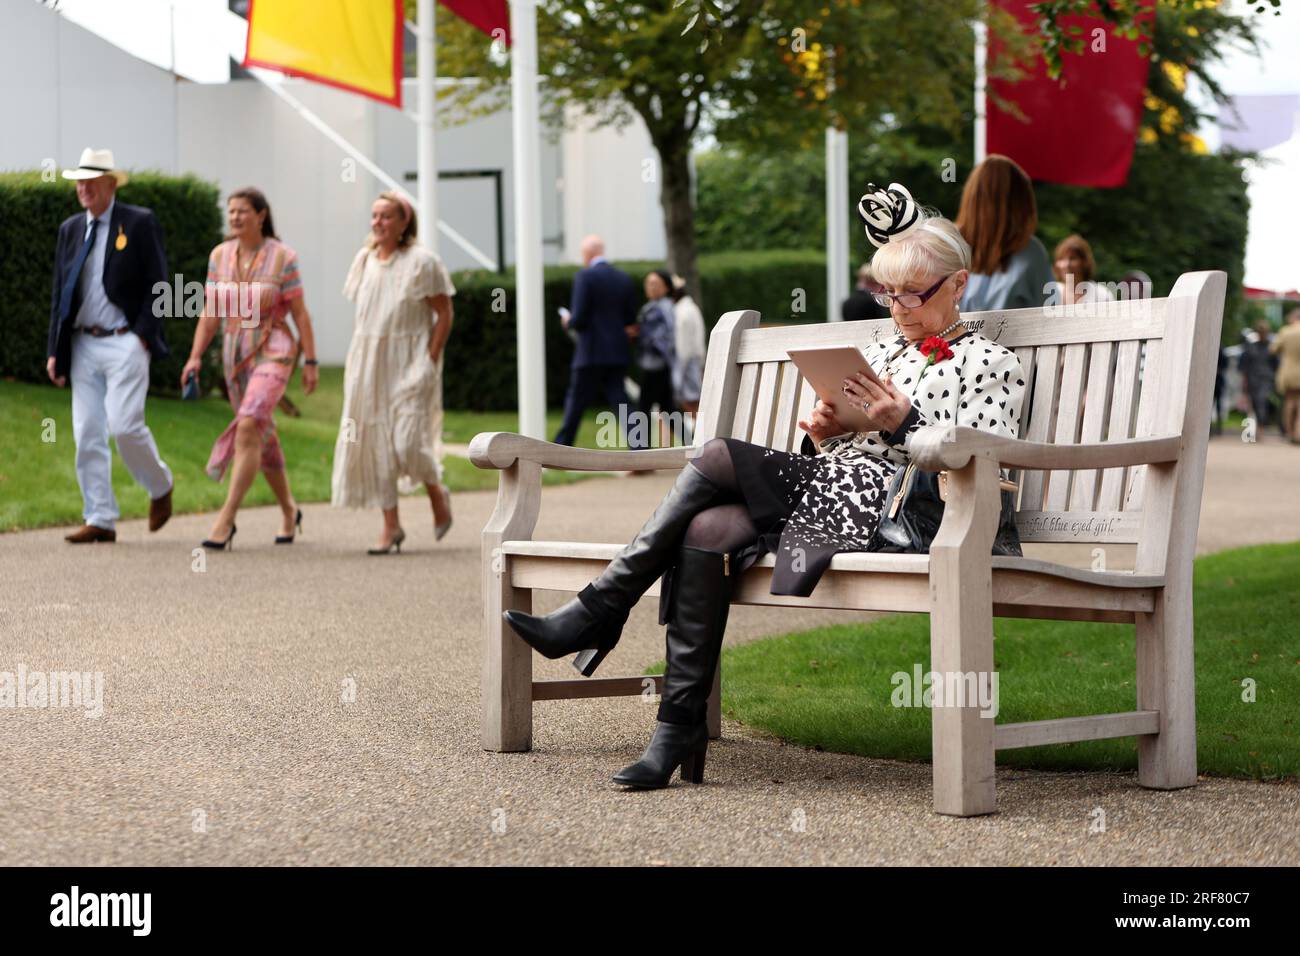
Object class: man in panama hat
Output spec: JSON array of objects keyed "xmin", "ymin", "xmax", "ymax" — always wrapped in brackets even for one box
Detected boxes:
[{"xmin": 47, "ymin": 148, "xmax": 174, "ymax": 543}]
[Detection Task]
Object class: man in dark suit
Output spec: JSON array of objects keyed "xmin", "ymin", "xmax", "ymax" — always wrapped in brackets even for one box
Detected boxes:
[
  {"xmin": 553, "ymin": 234, "xmax": 640, "ymax": 447},
  {"xmin": 47, "ymin": 148, "xmax": 174, "ymax": 543},
  {"xmin": 841, "ymin": 262, "xmax": 891, "ymax": 322}
]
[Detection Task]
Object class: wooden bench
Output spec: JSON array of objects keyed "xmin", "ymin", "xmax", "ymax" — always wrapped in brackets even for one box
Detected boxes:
[{"xmin": 470, "ymin": 270, "xmax": 1226, "ymax": 816}]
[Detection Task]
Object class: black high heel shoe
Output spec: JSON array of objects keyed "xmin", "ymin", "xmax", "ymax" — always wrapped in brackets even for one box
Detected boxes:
[
  {"xmin": 613, "ymin": 547, "xmax": 735, "ymax": 789},
  {"xmin": 502, "ymin": 462, "xmax": 723, "ymax": 677},
  {"xmin": 611, "ymin": 721, "xmax": 709, "ymax": 789},
  {"xmin": 504, "ymin": 590, "xmax": 629, "ymax": 677},
  {"xmin": 368, "ymin": 528, "xmax": 406, "ymax": 555},
  {"xmin": 200, "ymin": 524, "xmax": 237, "ymax": 551},
  {"xmin": 275, "ymin": 508, "xmax": 303, "ymax": 544}
]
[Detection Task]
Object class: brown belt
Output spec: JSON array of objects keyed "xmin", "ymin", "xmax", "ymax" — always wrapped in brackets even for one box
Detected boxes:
[{"xmin": 78, "ymin": 326, "xmax": 131, "ymax": 338}]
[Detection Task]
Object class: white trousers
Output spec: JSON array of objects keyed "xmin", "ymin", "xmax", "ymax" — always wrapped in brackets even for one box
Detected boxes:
[{"xmin": 69, "ymin": 332, "xmax": 173, "ymax": 530}]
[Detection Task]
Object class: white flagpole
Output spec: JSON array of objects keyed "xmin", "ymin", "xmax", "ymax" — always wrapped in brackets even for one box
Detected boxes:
[
  {"xmin": 417, "ymin": 0, "xmax": 437, "ymax": 253},
  {"xmin": 510, "ymin": 0, "xmax": 547, "ymax": 440},
  {"xmin": 825, "ymin": 126, "xmax": 849, "ymax": 323},
  {"xmin": 974, "ymin": 16, "xmax": 988, "ymax": 165},
  {"xmin": 824, "ymin": 45, "xmax": 849, "ymax": 324}
]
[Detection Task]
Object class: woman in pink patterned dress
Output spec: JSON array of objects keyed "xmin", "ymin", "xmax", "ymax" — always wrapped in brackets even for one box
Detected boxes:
[{"xmin": 181, "ymin": 187, "xmax": 319, "ymax": 550}]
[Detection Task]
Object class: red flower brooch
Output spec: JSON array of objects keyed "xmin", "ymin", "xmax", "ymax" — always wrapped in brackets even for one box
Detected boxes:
[{"xmin": 919, "ymin": 336, "xmax": 954, "ymax": 366}]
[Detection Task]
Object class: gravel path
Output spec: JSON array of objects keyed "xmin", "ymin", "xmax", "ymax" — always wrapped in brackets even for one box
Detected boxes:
[{"xmin": 0, "ymin": 433, "xmax": 1296, "ymax": 865}]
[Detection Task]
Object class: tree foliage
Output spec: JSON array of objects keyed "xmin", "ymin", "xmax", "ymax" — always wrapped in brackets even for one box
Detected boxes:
[
  {"xmin": 426, "ymin": 0, "xmax": 1268, "ymax": 340},
  {"xmin": 426, "ymin": 1, "xmax": 1030, "ymax": 303},
  {"xmin": 1028, "ymin": 0, "xmax": 1279, "ymax": 79}
]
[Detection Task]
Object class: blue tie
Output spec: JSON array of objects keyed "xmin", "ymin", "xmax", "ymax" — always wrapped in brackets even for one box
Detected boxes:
[{"xmin": 60, "ymin": 218, "xmax": 99, "ymax": 324}]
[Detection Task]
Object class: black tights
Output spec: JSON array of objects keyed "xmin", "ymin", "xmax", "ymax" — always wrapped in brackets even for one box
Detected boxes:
[{"xmin": 684, "ymin": 438, "xmax": 759, "ymax": 555}]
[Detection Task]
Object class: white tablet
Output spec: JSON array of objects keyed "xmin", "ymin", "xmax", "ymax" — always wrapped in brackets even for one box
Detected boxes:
[{"xmin": 787, "ymin": 345, "xmax": 886, "ymax": 432}]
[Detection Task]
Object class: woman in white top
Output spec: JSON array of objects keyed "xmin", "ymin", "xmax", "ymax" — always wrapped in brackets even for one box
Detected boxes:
[
  {"xmin": 670, "ymin": 275, "xmax": 706, "ymax": 415},
  {"xmin": 1050, "ymin": 233, "xmax": 1113, "ymax": 307},
  {"xmin": 332, "ymin": 191, "xmax": 456, "ymax": 554}
]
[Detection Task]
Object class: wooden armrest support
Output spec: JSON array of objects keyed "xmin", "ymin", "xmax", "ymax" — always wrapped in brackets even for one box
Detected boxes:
[
  {"xmin": 908, "ymin": 426, "xmax": 1183, "ymax": 472},
  {"xmin": 469, "ymin": 431, "xmax": 693, "ymax": 472}
]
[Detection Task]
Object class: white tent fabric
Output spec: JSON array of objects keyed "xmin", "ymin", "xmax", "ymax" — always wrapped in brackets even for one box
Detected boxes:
[
  {"xmin": 1242, "ymin": 118, "xmax": 1300, "ymax": 291},
  {"xmin": 52, "ymin": 0, "xmax": 232, "ymax": 84}
]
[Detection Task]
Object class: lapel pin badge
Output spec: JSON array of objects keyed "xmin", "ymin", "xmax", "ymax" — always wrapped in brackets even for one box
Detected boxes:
[{"xmin": 115, "ymin": 226, "xmax": 127, "ymax": 251}]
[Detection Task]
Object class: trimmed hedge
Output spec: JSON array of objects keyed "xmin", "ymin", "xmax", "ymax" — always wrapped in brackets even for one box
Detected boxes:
[
  {"xmin": 444, "ymin": 249, "xmax": 827, "ymax": 411},
  {"xmin": 0, "ymin": 171, "xmax": 223, "ymax": 395}
]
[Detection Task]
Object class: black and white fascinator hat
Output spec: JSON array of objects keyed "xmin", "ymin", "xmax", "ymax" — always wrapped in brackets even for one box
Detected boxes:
[
  {"xmin": 857, "ymin": 182, "xmax": 922, "ymax": 248},
  {"xmin": 857, "ymin": 181, "xmax": 966, "ymax": 256}
]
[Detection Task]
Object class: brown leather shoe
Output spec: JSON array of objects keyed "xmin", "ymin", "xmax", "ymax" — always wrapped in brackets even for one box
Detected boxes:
[
  {"xmin": 65, "ymin": 525, "xmax": 117, "ymax": 544},
  {"xmin": 149, "ymin": 487, "xmax": 173, "ymax": 532}
]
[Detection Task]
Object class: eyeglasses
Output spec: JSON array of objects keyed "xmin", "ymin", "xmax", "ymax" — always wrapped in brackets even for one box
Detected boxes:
[{"xmin": 871, "ymin": 273, "xmax": 953, "ymax": 310}]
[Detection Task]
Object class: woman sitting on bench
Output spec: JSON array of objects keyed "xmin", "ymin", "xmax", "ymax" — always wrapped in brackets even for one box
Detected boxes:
[{"xmin": 505, "ymin": 183, "xmax": 1028, "ymax": 790}]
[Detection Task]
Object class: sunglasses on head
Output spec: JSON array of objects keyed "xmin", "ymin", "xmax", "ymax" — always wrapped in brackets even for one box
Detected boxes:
[{"xmin": 872, "ymin": 273, "xmax": 953, "ymax": 309}]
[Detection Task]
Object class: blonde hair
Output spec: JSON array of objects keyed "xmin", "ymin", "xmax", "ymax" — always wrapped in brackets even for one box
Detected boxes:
[
  {"xmin": 870, "ymin": 213, "xmax": 971, "ymax": 289},
  {"xmin": 370, "ymin": 190, "xmax": 418, "ymax": 248}
]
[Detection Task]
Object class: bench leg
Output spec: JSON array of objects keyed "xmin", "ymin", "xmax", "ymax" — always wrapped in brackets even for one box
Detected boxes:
[
  {"xmin": 481, "ymin": 551, "xmax": 534, "ymax": 752},
  {"xmin": 1136, "ymin": 587, "xmax": 1197, "ymax": 789},
  {"xmin": 706, "ymin": 661, "xmax": 722, "ymax": 740},
  {"xmin": 928, "ymin": 457, "xmax": 999, "ymax": 817},
  {"xmin": 480, "ymin": 460, "xmax": 542, "ymax": 753},
  {"xmin": 928, "ymin": 604, "xmax": 997, "ymax": 817}
]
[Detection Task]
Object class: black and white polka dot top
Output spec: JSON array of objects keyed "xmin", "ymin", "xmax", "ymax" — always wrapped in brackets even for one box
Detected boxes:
[{"xmin": 817, "ymin": 330, "xmax": 1028, "ymax": 466}]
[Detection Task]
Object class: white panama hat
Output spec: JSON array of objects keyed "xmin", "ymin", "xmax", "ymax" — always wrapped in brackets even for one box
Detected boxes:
[{"xmin": 62, "ymin": 147, "xmax": 129, "ymax": 186}]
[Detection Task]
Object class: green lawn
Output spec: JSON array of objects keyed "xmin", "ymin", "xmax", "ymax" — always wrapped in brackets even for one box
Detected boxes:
[
  {"xmin": 0, "ymin": 369, "xmax": 639, "ymax": 532},
  {"xmin": 648, "ymin": 541, "xmax": 1300, "ymax": 781}
]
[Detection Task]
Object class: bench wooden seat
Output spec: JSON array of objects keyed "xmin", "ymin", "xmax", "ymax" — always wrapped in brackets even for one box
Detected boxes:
[
  {"xmin": 472, "ymin": 270, "xmax": 1226, "ymax": 816},
  {"xmin": 500, "ymin": 541, "xmax": 1163, "ymax": 617}
]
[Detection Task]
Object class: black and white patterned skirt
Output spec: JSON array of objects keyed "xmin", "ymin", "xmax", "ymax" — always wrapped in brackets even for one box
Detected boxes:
[{"xmin": 718, "ymin": 437, "xmax": 895, "ymax": 597}]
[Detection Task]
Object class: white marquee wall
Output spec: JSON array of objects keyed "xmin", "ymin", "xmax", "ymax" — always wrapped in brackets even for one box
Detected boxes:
[{"xmin": 1, "ymin": 1, "xmax": 670, "ymax": 364}]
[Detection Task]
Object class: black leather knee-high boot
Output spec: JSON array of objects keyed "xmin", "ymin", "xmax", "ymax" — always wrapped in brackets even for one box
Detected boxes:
[
  {"xmin": 612, "ymin": 545, "xmax": 734, "ymax": 789},
  {"xmin": 503, "ymin": 463, "xmax": 722, "ymax": 677}
]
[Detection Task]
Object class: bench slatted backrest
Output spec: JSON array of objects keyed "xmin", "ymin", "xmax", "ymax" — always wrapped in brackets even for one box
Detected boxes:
[{"xmin": 694, "ymin": 298, "xmax": 1185, "ymax": 551}]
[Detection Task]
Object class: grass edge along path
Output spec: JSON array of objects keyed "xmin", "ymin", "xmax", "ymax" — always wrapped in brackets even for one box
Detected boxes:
[
  {"xmin": 646, "ymin": 541, "xmax": 1300, "ymax": 782},
  {"xmin": 0, "ymin": 371, "xmax": 652, "ymax": 532}
]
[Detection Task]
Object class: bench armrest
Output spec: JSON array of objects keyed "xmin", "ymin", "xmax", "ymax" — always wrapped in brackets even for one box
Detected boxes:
[
  {"xmin": 908, "ymin": 425, "xmax": 1183, "ymax": 472},
  {"xmin": 469, "ymin": 431, "xmax": 692, "ymax": 472}
]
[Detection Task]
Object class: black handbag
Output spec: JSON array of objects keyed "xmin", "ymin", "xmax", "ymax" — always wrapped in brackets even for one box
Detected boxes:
[{"xmin": 870, "ymin": 460, "xmax": 1023, "ymax": 556}]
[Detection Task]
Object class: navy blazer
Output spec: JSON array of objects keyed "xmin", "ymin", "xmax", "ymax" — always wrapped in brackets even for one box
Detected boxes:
[
  {"xmin": 567, "ymin": 260, "xmax": 637, "ymax": 369},
  {"xmin": 48, "ymin": 201, "xmax": 170, "ymax": 378}
]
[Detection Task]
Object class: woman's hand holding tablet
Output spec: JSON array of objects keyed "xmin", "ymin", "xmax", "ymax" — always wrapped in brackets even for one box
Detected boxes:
[
  {"xmin": 843, "ymin": 368, "xmax": 912, "ymax": 434},
  {"xmin": 787, "ymin": 345, "xmax": 889, "ymax": 432},
  {"xmin": 797, "ymin": 398, "xmax": 848, "ymax": 445}
]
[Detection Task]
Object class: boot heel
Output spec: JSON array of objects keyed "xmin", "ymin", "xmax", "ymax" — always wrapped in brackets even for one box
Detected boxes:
[
  {"xmin": 680, "ymin": 747, "xmax": 707, "ymax": 784},
  {"xmin": 572, "ymin": 644, "xmax": 612, "ymax": 677}
]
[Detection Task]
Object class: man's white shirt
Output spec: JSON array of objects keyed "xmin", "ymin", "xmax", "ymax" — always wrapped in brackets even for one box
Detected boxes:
[{"xmin": 74, "ymin": 198, "xmax": 129, "ymax": 332}]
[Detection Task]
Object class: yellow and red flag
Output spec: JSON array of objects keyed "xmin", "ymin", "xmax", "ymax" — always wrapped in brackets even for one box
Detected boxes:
[{"xmin": 243, "ymin": 0, "xmax": 404, "ymax": 107}]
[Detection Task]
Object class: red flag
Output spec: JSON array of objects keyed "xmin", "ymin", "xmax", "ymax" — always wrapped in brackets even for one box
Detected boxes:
[
  {"xmin": 441, "ymin": 0, "xmax": 511, "ymax": 45},
  {"xmin": 987, "ymin": 1, "xmax": 1153, "ymax": 188}
]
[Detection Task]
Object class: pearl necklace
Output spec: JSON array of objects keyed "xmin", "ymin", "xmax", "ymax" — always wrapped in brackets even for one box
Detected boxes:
[{"xmin": 935, "ymin": 316, "xmax": 966, "ymax": 338}]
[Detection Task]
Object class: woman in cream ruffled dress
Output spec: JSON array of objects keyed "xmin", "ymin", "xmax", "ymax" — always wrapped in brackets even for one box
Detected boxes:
[{"xmin": 331, "ymin": 191, "xmax": 455, "ymax": 553}]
